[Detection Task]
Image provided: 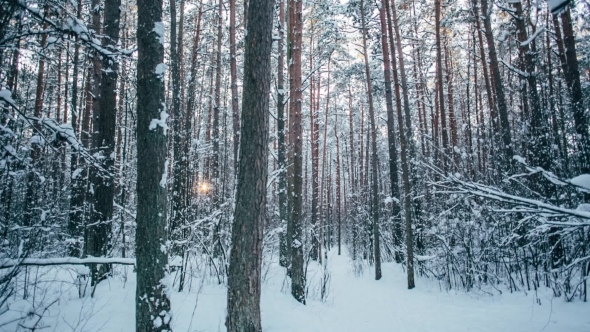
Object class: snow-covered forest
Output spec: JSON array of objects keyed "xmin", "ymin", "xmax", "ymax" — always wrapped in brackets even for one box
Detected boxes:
[{"xmin": 0, "ymin": 0, "xmax": 589, "ymax": 330}]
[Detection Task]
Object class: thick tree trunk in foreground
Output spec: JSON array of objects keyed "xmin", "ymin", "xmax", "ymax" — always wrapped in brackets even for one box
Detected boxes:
[
  {"xmin": 135, "ymin": 0, "xmax": 172, "ymax": 330},
  {"xmin": 226, "ymin": 0, "xmax": 275, "ymax": 329}
]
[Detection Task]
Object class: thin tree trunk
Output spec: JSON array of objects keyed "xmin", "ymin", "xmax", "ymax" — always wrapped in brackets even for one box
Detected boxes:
[
  {"xmin": 389, "ymin": 0, "xmax": 415, "ymax": 288},
  {"xmin": 334, "ymin": 104, "xmax": 342, "ymax": 256},
  {"xmin": 170, "ymin": 0, "xmax": 185, "ymax": 258},
  {"xmin": 480, "ymin": 0, "xmax": 513, "ymax": 165},
  {"xmin": 287, "ymin": 0, "xmax": 305, "ymax": 304},
  {"xmin": 435, "ymin": 0, "xmax": 449, "ymax": 166},
  {"xmin": 559, "ymin": 7, "xmax": 590, "ymax": 173},
  {"xmin": 310, "ymin": 30, "xmax": 320, "ymax": 261},
  {"xmin": 212, "ymin": 0, "xmax": 223, "ymax": 205},
  {"xmin": 24, "ymin": 17, "xmax": 48, "ymax": 228},
  {"xmin": 230, "ymin": 0, "xmax": 240, "ymax": 167},
  {"xmin": 360, "ymin": 0, "xmax": 381, "ymax": 281},
  {"xmin": 380, "ymin": 0, "xmax": 402, "ymax": 263},
  {"xmin": 277, "ymin": 0, "xmax": 288, "ymax": 268}
]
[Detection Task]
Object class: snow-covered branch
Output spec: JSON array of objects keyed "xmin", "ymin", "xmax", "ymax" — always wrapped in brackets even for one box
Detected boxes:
[{"xmin": 0, "ymin": 257, "xmax": 136, "ymax": 269}]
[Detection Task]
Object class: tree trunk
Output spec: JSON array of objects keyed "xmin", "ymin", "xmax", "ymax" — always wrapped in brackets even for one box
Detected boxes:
[
  {"xmin": 68, "ymin": 0, "xmax": 84, "ymax": 257},
  {"xmin": 334, "ymin": 105, "xmax": 342, "ymax": 256},
  {"xmin": 310, "ymin": 36, "xmax": 320, "ymax": 261},
  {"xmin": 480, "ymin": 0, "xmax": 513, "ymax": 164},
  {"xmin": 87, "ymin": 0, "xmax": 121, "ymax": 287},
  {"xmin": 287, "ymin": 0, "xmax": 305, "ymax": 304},
  {"xmin": 360, "ymin": 0, "xmax": 382, "ymax": 281},
  {"xmin": 389, "ymin": 0, "xmax": 415, "ymax": 288},
  {"xmin": 24, "ymin": 17, "xmax": 48, "ymax": 228},
  {"xmin": 380, "ymin": 0, "xmax": 402, "ymax": 263},
  {"xmin": 512, "ymin": 1, "xmax": 548, "ymax": 169},
  {"xmin": 226, "ymin": 0, "xmax": 274, "ymax": 328},
  {"xmin": 212, "ymin": 0, "xmax": 223, "ymax": 205},
  {"xmin": 435, "ymin": 0, "xmax": 449, "ymax": 166},
  {"xmin": 230, "ymin": 0, "xmax": 240, "ymax": 167},
  {"xmin": 170, "ymin": 0, "xmax": 185, "ymax": 259},
  {"xmin": 277, "ymin": 0, "xmax": 288, "ymax": 268},
  {"xmin": 135, "ymin": 0, "xmax": 172, "ymax": 330},
  {"xmin": 559, "ymin": 7, "xmax": 590, "ymax": 173}
]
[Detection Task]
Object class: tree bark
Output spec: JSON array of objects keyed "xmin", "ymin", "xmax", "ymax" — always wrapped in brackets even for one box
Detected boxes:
[
  {"xmin": 135, "ymin": 0, "xmax": 172, "ymax": 330},
  {"xmin": 170, "ymin": 0, "xmax": 186, "ymax": 259},
  {"xmin": 380, "ymin": 0, "xmax": 402, "ymax": 263},
  {"xmin": 87, "ymin": 0, "xmax": 121, "ymax": 286},
  {"xmin": 435, "ymin": 0, "xmax": 449, "ymax": 166},
  {"xmin": 389, "ymin": 0, "xmax": 415, "ymax": 288},
  {"xmin": 226, "ymin": 0, "xmax": 274, "ymax": 329},
  {"xmin": 310, "ymin": 34, "xmax": 320, "ymax": 261},
  {"xmin": 360, "ymin": 0, "xmax": 382, "ymax": 281},
  {"xmin": 230, "ymin": 0, "xmax": 240, "ymax": 166},
  {"xmin": 480, "ymin": 0, "xmax": 513, "ymax": 164},
  {"xmin": 287, "ymin": 0, "xmax": 305, "ymax": 304},
  {"xmin": 559, "ymin": 7, "xmax": 590, "ymax": 173},
  {"xmin": 277, "ymin": 0, "xmax": 289, "ymax": 268}
]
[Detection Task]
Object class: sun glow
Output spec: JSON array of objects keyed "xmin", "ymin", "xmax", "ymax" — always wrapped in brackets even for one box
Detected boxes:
[{"xmin": 198, "ymin": 182, "xmax": 211, "ymax": 194}]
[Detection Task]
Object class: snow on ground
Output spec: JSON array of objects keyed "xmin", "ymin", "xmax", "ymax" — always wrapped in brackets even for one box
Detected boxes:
[{"xmin": 2, "ymin": 248, "xmax": 589, "ymax": 332}]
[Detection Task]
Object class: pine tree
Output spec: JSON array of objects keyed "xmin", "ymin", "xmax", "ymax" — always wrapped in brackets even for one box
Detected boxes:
[{"xmin": 226, "ymin": 0, "xmax": 275, "ymax": 329}]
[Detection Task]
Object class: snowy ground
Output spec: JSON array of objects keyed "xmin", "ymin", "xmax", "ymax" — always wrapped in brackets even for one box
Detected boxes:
[{"xmin": 2, "ymin": 248, "xmax": 589, "ymax": 332}]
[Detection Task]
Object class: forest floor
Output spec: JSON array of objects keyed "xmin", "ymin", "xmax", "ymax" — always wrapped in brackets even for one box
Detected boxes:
[{"xmin": 2, "ymin": 248, "xmax": 589, "ymax": 332}]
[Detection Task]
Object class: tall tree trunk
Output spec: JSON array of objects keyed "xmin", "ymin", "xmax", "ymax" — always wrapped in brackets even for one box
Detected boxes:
[
  {"xmin": 512, "ymin": 1, "xmax": 548, "ymax": 169},
  {"xmin": 212, "ymin": 0, "xmax": 223, "ymax": 205},
  {"xmin": 334, "ymin": 106, "xmax": 342, "ymax": 256},
  {"xmin": 385, "ymin": 0, "xmax": 406, "ymax": 263},
  {"xmin": 435, "ymin": 0, "xmax": 449, "ymax": 166},
  {"xmin": 389, "ymin": 0, "xmax": 415, "ymax": 289},
  {"xmin": 380, "ymin": 0, "xmax": 402, "ymax": 263},
  {"xmin": 287, "ymin": 0, "xmax": 305, "ymax": 304},
  {"xmin": 277, "ymin": 0, "xmax": 289, "ymax": 268},
  {"xmin": 471, "ymin": 0, "xmax": 498, "ymax": 139},
  {"xmin": 135, "ymin": 0, "xmax": 172, "ymax": 330},
  {"xmin": 230, "ymin": 0, "xmax": 240, "ymax": 167},
  {"xmin": 57, "ymin": 49, "xmax": 62, "ymax": 121},
  {"xmin": 24, "ymin": 17, "xmax": 48, "ymax": 228},
  {"xmin": 68, "ymin": 0, "xmax": 84, "ymax": 257},
  {"xmin": 170, "ymin": 0, "xmax": 185, "ymax": 258},
  {"xmin": 319, "ymin": 54, "xmax": 331, "ymax": 253},
  {"xmin": 360, "ymin": 0, "xmax": 382, "ymax": 281},
  {"xmin": 480, "ymin": 0, "xmax": 513, "ymax": 165},
  {"xmin": 226, "ymin": 0, "xmax": 274, "ymax": 328},
  {"xmin": 310, "ymin": 35, "xmax": 320, "ymax": 261},
  {"xmin": 559, "ymin": 7, "xmax": 590, "ymax": 173},
  {"xmin": 87, "ymin": 0, "xmax": 121, "ymax": 287},
  {"xmin": 186, "ymin": 0, "xmax": 204, "ymax": 115},
  {"xmin": 445, "ymin": 43, "xmax": 459, "ymax": 166}
]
